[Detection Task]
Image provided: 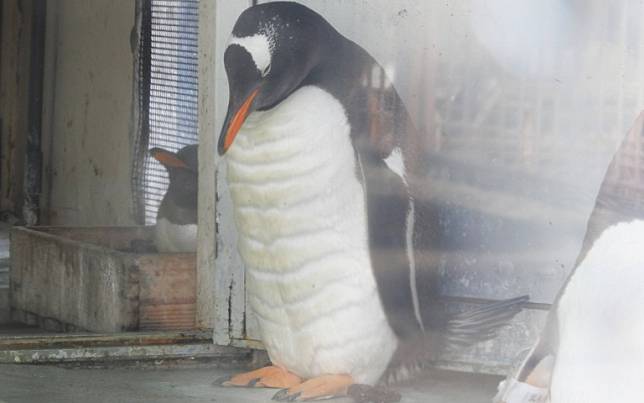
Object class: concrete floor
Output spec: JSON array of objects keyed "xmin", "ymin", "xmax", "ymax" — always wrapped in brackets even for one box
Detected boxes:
[
  {"xmin": 0, "ymin": 364, "xmax": 501, "ymax": 403},
  {"xmin": 0, "ymin": 224, "xmax": 504, "ymax": 403}
]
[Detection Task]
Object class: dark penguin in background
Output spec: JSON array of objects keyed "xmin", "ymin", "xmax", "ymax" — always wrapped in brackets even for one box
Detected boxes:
[
  {"xmin": 150, "ymin": 145, "xmax": 198, "ymax": 253},
  {"xmin": 216, "ymin": 2, "xmax": 527, "ymax": 401},
  {"xmin": 495, "ymin": 113, "xmax": 644, "ymax": 403}
]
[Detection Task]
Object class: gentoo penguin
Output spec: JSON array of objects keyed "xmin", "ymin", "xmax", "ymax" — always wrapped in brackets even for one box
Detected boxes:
[
  {"xmin": 216, "ymin": 2, "xmax": 527, "ymax": 401},
  {"xmin": 150, "ymin": 145, "xmax": 198, "ymax": 253},
  {"xmin": 494, "ymin": 113, "xmax": 644, "ymax": 403}
]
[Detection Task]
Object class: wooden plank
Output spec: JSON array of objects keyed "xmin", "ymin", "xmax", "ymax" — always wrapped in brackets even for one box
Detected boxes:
[
  {"xmin": 32, "ymin": 226, "xmax": 152, "ymax": 251},
  {"xmin": 137, "ymin": 253, "xmax": 196, "ymax": 330},
  {"xmin": 0, "ymin": 330, "xmax": 212, "ymax": 350},
  {"xmin": 196, "ymin": 0, "xmax": 217, "ymax": 331},
  {"xmin": 230, "ymin": 338, "xmax": 265, "ymax": 351},
  {"xmin": 0, "ymin": 327, "xmax": 250, "ymax": 366},
  {"xmin": 1, "ymin": 343, "xmax": 246, "ymax": 365},
  {"xmin": 210, "ymin": 0, "xmax": 254, "ymax": 345},
  {"xmin": 138, "ymin": 305, "xmax": 196, "ymax": 330},
  {"xmin": 10, "ymin": 226, "xmax": 197, "ymax": 332}
]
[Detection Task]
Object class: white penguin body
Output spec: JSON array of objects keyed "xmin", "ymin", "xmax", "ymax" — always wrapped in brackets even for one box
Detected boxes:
[
  {"xmin": 226, "ymin": 85, "xmax": 398, "ymax": 385},
  {"xmin": 154, "ymin": 217, "xmax": 197, "ymax": 253},
  {"xmin": 550, "ymin": 220, "xmax": 644, "ymax": 403}
]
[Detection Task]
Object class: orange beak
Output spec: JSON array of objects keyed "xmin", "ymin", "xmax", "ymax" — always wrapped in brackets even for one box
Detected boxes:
[
  {"xmin": 150, "ymin": 148, "xmax": 188, "ymax": 169},
  {"xmin": 218, "ymin": 88, "xmax": 260, "ymax": 155}
]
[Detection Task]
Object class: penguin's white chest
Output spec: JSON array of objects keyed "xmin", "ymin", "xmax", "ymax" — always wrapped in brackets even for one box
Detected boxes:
[
  {"xmin": 550, "ymin": 220, "xmax": 644, "ymax": 403},
  {"xmin": 226, "ymin": 85, "xmax": 398, "ymax": 384},
  {"xmin": 154, "ymin": 218, "xmax": 197, "ymax": 253}
]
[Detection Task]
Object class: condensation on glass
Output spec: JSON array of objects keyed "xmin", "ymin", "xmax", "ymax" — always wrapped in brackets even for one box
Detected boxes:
[{"xmin": 213, "ymin": 0, "xmax": 644, "ymax": 371}]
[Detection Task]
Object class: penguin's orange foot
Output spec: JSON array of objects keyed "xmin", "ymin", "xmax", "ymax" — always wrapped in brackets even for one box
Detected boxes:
[
  {"xmin": 272, "ymin": 374, "xmax": 354, "ymax": 401},
  {"xmin": 218, "ymin": 365, "xmax": 302, "ymax": 389}
]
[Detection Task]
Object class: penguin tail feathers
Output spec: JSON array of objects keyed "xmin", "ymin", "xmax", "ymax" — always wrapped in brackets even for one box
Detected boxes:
[
  {"xmin": 381, "ymin": 296, "xmax": 528, "ymax": 385},
  {"xmin": 443, "ymin": 295, "xmax": 529, "ymax": 351}
]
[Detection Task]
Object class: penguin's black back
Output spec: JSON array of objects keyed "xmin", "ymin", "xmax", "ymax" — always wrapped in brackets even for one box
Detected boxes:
[
  {"xmin": 294, "ymin": 21, "xmax": 425, "ymax": 340},
  {"xmin": 157, "ymin": 144, "xmax": 198, "ymax": 225}
]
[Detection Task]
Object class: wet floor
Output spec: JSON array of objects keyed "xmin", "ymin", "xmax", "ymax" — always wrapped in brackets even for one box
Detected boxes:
[{"xmin": 0, "ymin": 364, "xmax": 501, "ymax": 403}]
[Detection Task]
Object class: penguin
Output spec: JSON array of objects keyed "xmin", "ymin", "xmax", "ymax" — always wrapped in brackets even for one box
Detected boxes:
[
  {"xmin": 150, "ymin": 145, "xmax": 198, "ymax": 253},
  {"xmin": 216, "ymin": 2, "xmax": 527, "ymax": 401},
  {"xmin": 494, "ymin": 112, "xmax": 644, "ymax": 403}
]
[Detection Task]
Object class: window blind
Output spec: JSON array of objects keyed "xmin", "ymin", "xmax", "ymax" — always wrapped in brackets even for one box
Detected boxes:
[{"xmin": 134, "ymin": 0, "xmax": 199, "ymax": 225}]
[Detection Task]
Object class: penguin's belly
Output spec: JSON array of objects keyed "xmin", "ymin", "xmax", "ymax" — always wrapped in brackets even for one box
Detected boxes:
[
  {"xmin": 226, "ymin": 86, "xmax": 398, "ymax": 385},
  {"xmin": 154, "ymin": 218, "xmax": 197, "ymax": 253},
  {"xmin": 550, "ymin": 220, "xmax": 644, "ymax": 403}
]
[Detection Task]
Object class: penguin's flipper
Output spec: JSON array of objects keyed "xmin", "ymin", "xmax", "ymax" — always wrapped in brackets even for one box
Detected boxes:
[
  {"xmin": 493, "ymin": 309, "xmax": 557, "ymax": 403},
  {"xmin": 360, "ymin": 155, "xmax": 423, "ymax": 340},
  {"xmin": 379, "ymin": 297, "xmax": 529, "ymax": 383},
  {"xmin": 272, "ymin": 374, "xmax": 353, "ymax": 401},
  {"xmin": 443, "ymin": 295, "xmax": 529, "ymax": 351},
  {"xmin": 218, "ymin": 365, "xmax": 302, "ymax": 389}
]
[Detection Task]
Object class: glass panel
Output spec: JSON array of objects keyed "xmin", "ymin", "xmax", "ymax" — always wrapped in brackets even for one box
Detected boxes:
[
  {"xmin": 214, "ymin": 0, "xmax": 644, "ymax": 377},
  {"xmin": 287, "ymin": 0, "xmax": 644, "ymax": 303}
]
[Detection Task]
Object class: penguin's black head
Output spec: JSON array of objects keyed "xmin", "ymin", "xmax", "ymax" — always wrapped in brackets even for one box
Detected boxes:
[
  {"xmin": 218, "ymin": 2, "xmax": 334, "ymax": 155},
  {"xmin": 150, "ymin": 145, "xmax": 198, "ymax": 208}
]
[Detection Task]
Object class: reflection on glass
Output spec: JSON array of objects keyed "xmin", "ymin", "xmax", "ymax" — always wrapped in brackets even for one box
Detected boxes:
[
  {"xmin": 216, "ymin": 0, "xmax": 644, "ymax": 385},
  {"xmin": 283, "ymin": 1, "xmax": 643, "ymax": 311}
]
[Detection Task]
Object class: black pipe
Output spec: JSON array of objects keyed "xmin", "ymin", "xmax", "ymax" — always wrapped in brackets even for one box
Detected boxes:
[
  {"xmin": 131, "ymin": 0, "xmax": 152, "ymax": 224},
  {"xmin": 23, "ymin": 0, "xmax": 46, "ymax": 225}
]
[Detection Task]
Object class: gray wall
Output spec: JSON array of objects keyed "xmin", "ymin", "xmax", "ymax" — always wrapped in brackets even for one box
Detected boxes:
[
  {"xmin": 43, "ymin": 0, "xmax": 137, "ymax": 226},
  {"xmin": 0, "ymin": 0, "xmax": 33, "ymax": 219}
]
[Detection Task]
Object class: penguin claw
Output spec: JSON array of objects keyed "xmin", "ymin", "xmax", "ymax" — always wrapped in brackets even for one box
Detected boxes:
[
  {"xmin": 247, "ymin": 378, "xmax": 260, "ymax": 387},
  {"xmin": 288, "ymin": 392, "xmax": 302, "ymax": 401},
  {"xmin": 218, "ymin": 365, "xmax": 301, "ymax": 389},
  {"xmin": 272, "ymin": 389, "xmax": 299, "ymax": 401},
  {"xmin": 272, "ymin": 374, "xmax": 353, "ymax": 401}
]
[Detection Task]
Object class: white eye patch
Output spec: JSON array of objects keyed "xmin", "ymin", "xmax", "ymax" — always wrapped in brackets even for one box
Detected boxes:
[{"xmin": 229, "ymin": 34, "xmax": 272, "ymax": 76}]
